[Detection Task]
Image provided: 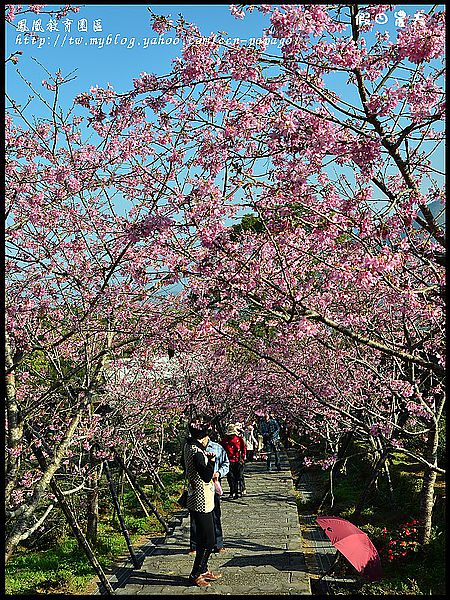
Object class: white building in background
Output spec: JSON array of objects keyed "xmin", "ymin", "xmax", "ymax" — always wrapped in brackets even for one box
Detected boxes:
[{"xmin": 104, "ymin": 354, "xmax": 183, "ymax": 387}]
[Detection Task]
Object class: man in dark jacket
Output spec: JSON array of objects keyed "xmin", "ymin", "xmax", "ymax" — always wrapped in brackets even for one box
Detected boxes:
[{"xmin": 260, "ymin": 413, "xmax": 281, "ymax": 471}]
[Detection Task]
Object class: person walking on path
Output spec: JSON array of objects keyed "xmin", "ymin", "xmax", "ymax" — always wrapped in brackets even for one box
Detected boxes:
[
  {"xmin": 243, "ymin": 422, "xmax": 258, "ymax": 462},
  {"xmin": 183, "ymin": 421, "xmax": 223, "ymax": 588},
  {"xmin": 234, "ymin": 422, "xmax": 248, "ymax": 495},
  {"xmin": 220, "ymin": 424, "xmax": 246, "ymax": 499},
  {"xmin": 188, "ymin": 427, "xmax": 229, "ymax": 555},
  {"xmin": 260, "ymin": 412, "xmax": 281, "ymax": 471},
  {"xmin": 255, "ymin": 419, "xmax": 265, "ymax": 460}
]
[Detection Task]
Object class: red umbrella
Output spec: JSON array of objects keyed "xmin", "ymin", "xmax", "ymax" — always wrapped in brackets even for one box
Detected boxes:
[{"xmin": 316, "ymin": 516, "xmax": 382, "ymax": 581}]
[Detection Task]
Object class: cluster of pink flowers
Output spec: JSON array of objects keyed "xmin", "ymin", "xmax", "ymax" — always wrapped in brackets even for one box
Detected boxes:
[
  {"xmin": 177, "ymin": 35, "xmax": 219, "ymax": 84},
  {"xmin": 395, "ymin": 11, "xmax": 445, "ymax": 64},
  {"xmin": 133, "ymin": 72, "xmax": 159, "ymax": 94},
  {"xmin": 390, "ymin": 379, "xmax": 415, "ymax": 397},
  {"xmin": 128, "ymin": 214, "xmax": 174, "ymax": 242},
  {"xmin": 151, "ymin": 13, "xmax": 174, "ymax": 34},
  {"xmin": 406, "ymin": 400, "xmax": 433, "ymax": 421},
  {"xmin": 362, "ymin": 246, "xmax": 403, "ymax": 275},
  {"xmin": 5, "ymin": 5, "xmax": 17, "ymax": 21},
  {"xmin": 331, "ymin": 39, "xmax": 363, "ymax": 69},
  {"xmin": 350, "ymin": 138, "xmax": 381, "ymax": 176},
  {"xmin": 270, "ymin": 5, "xmax": 343, "ymax": 41},
  {"xmin": 222, "ymin": 44, "xmax": 261, "ymax": 82},
  {"xmin": 5, "ymin": 4, "xmax": 80, "ymax": 22},
  {"xmin": 365, "ymin": 86, "xmax": 407, "ymax": 117},
  {"xmin": 229, "ymin": 5, "xmax": 246, "ymax": 20},
  {"xmin": 20, "ymin": 470, "xmax": 41, "ymax": 489},
  {"xmin": 320, "ymin": 454, "xmax": 338, "ymax": 470},
  {"xmin": 29, "ymin": 4, "xmax": 46, "ymax": 13},
  {"xmin": 369, "ymin": 422, "xmax": 392, "ymax": 438},
  {"xmin": 407, "ymin": 77, "xmax": 443, "ymax": 122},
  {"xmin": 270, "ymin": 6, "xmax": 298, "ymax": 38}
]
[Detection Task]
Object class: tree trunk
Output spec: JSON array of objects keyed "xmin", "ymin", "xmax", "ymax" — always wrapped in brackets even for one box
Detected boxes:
[
  {"xmin": 5, "ymin": 331, "xmax": 24, "ymax": 506},
  {"xmin": 118, "ymin": 456, "xmax": 125, "ymax": 512},
  {"xmin": 418, "ymin": 424, "xmax": 438, "ymax": 544},
  {"xmin": 30, "ymin": 441, "xmax": 115, "ymax": 595},
  {"xmin": 86, "ymin": 450, "xmax": 99, "ymax": 547},
  {"xmin": 353, "ymin": 447, "xmax": 390, "ymax": 519},
  {"xmin": 6, "ymin": 416, "xmax": 82, "ymax": 562},
  {"xmin": 383, "ymin": 458, "xmax": 395, "ymax": 506},
  {"xmin": 418, "ymin": 384, "xmax": 445, "ymax": 545},
  {"xmin": 317, "ymin": 432, "xmax": 353, "ymax": 512},
  {"xmin": 103, "ymin": 460, "xmax": 140, "ymax": 568}
]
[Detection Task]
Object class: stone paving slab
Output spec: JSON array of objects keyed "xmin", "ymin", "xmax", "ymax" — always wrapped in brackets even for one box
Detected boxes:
[{"xmin": 93, "ymin": 450, "xmax": 312, "ymax": 595}]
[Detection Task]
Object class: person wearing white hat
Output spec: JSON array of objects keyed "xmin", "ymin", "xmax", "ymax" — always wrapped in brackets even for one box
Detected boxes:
[{"xmin": 220, "ymin": 424, "xmax": 247, "ymax": 499}]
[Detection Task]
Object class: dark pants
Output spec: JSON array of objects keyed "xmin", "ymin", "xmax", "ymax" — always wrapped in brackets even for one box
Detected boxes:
[
  {"xmin": 227, "ymin": 462, "xmax": 243, "ymax": 496},
  {"xmin": 190, "ymin": 493, "xmax": 223, "ymax": 550},
  {"xmin": 266, "ymin": 440, "xmax": 281, "ymax": 470},
  {"xmin": 189, "ymin": 509, "xmax": 215, "ymax": 578},
  {"xmin": 238, "ymin": 463, "xmax": 245, "ymax": 494},
  {"xmin": 247, "ymin": 449, "xmax": 255, "ymax": 461}
]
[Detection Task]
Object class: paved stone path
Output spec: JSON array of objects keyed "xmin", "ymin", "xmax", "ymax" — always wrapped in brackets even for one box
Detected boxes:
[
  {"xmin": 294, "ymin": 466, "xmax": 336, "ymax": 574},
  {"xmin": 94, "ymin": 449, "xmax": 311, "ymax": 595}
]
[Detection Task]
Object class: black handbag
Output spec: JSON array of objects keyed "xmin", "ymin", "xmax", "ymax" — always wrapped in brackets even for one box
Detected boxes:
[{"xmin": 177, "ymin": 489, "xmax": 188, "ymax": 508}]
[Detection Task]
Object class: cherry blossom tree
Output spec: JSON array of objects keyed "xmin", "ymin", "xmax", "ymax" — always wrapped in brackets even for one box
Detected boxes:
[{"xmin": 5, "ymin": 2, "xmax": 445, "ymax": 559}]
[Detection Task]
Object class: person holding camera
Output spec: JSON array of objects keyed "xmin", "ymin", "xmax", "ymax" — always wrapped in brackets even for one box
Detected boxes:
[
  {"xmin": 188, "ymin": 427, "xmax": 229, "ymax": 555},
  {"xmin": 183, "ymin": 421, "xmax": 223, "ymax": 587}
]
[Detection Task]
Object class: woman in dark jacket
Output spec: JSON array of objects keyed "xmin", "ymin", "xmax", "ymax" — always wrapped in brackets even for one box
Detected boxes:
[{"xmin": 183, "ymin": 421, "xmax": 223, "ymax": 587}]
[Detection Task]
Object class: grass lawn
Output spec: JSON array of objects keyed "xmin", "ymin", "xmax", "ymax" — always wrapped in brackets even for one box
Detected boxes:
[{"xmin": 5, "ymin": 468, "xmax": 186, "ymax": 595}]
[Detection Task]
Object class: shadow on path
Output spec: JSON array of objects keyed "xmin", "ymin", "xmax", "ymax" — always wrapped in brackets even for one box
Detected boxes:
[
  {"xmin": 222, "ymin": 551, "xmax": 307, "ymax": 571},
  {"xmin": 120, "ymin": 572, "xmax": 189, "ymax": 587}
]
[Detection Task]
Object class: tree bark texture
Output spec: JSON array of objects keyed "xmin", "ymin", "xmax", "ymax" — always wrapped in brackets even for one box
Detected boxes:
[
  {"xmin": 5, "ymin": 331, "xmax": 24, "ymax": 506},
  {"xmin": 103, "ymin": 460, "xmax": 140, "ymax": 568},
  {"xmin": 6, "ymin": 415, "xmax": 82, "ymax": 562}
]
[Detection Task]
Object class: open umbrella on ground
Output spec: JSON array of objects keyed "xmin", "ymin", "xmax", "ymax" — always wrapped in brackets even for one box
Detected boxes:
[{"xmin": 316, "ymin": 516, "xmax": 382, "ymax": 581}]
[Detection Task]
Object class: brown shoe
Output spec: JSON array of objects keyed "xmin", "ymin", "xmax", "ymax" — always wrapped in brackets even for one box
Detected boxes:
[
  {"xmin": 202, "ymin": 571, "xmax": 223, "ymax": 581},
  {"xmin": 189, "ymin": 574, "xmax": 211, "ymax": 587},
  {"xmin": 187, "ymin": 548, "xmax": 196, "ymax": 555},
  {"xmin": 215, "ymin": 547, "xmax": 227, "ymax": 554}
]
